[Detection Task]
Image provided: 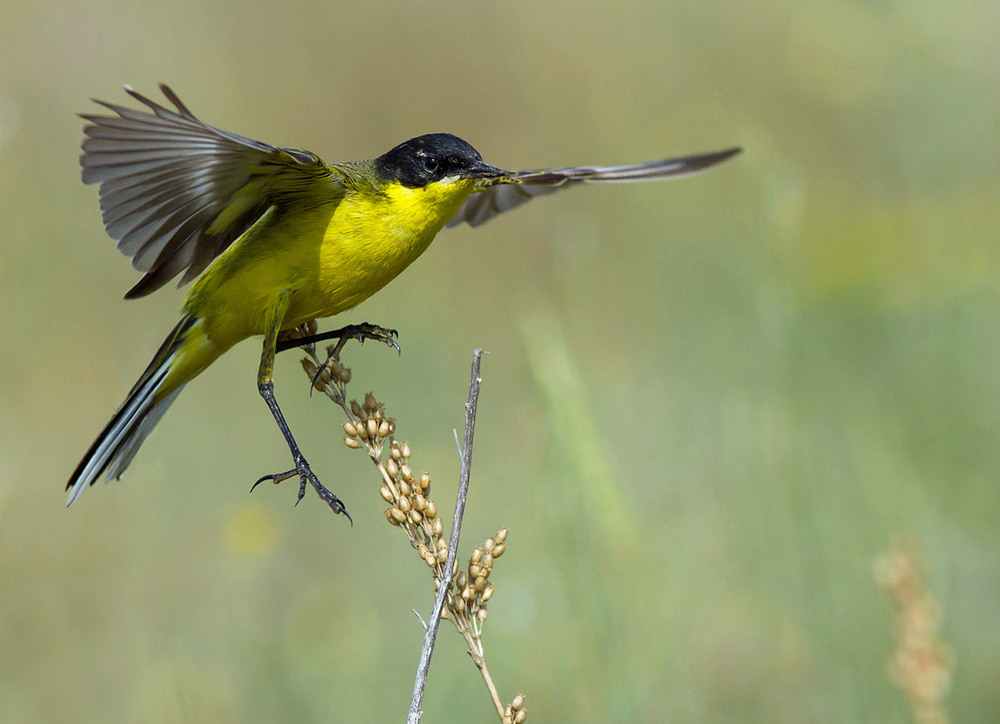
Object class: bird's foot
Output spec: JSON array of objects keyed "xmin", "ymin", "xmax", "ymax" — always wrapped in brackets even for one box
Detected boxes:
[{"xmin": 251, "ymin": 456, "xmax": 352, "ymax": 522}]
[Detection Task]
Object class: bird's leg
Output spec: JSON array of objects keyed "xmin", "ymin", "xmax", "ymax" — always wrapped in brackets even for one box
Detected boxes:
[
  {"xmin": 252, "ymin": 314, "xmax": 351, "ymax": 521},
  {"xmin": 277, "ymin": 322, "xmax": 400, "ymax": 393},
  {"xmin": 275, "ymin": 322, "xmax": 400, "ymax": 355}
]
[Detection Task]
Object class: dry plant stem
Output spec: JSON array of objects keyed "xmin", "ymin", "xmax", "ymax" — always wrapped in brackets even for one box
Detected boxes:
[{"xmin": 407, "ymin": 349, "xmax": 486, "ymax": 724}]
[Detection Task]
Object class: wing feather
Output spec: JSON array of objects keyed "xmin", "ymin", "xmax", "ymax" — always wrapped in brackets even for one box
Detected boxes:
[
  {"xmin": 446, "ymin": 147, "xmax": 740, "ymax": 228},
  {"xmin": 80, "ymin": 84, "xmax": 340, "ymax": 297}
]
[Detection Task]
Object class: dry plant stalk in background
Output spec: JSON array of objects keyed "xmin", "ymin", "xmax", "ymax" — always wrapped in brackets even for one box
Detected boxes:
[
  {"xmin": 874, "ymin": 536, "xmax": 954, "ymax": 724},
  {"xmin": 286, "ymin": 331, "xmax": 526, "ymax": 724}
]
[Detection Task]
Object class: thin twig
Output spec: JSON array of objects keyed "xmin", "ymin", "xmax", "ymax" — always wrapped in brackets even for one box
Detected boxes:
[{"xmin": 407, "ymin": 349, "xmax": 485, "ymax": 723}]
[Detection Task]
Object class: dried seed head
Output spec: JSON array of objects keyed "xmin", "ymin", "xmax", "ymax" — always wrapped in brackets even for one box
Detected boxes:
[
  {"xmin": 474, "ymin": 576, "xmax": 487, "ymax": 592},
  {"xmin": 301, "ymin": 359, "xmax": 318, "ymax": 378},
  {"xmin": 483, "ymin": 552, "xmax": 494, "ymax": 570},
  {"xmin": 385, "ymin": 508, "xmax": 401, "ymax": 525},
  {"xmin": 343, "ymin": 436, "xmax": 361, "ymax": 449},
  {"xmin": 511, "ymin": 694, "xmax": 524, "ymax": 711},
  {"xmin": 432, "ymin": 517, "xmax": 443, "ymax": 536},
  {"xmin": 408, "ymin": 510, "xmax": 422, "ymax": 524},
  {"xmin": 425, "ymin": 501, "xmax": 437, "ymax": 520},
  {"xmin": 378, "ymin": 420, "xmax": 390, "ymax": 439},
  {"xmin": 401, "ymin": 443, "xmax": 411, "ymax": 459},
  {"xmin": 398, "ymin": 480, "xmax": 411, "ymax": 497},
  {"xmin": 477, "ymin": 608, "xmax": 488, "ymax": 623},
  {"xmin": 491, "ymin": 543, "xmax": 506, "ymax": 559},
  {"xmin": 400, "ymin": 464, "xmax": 413, "ymax": 482},
  {"xmin": 398, "ymin": 497, "xmax": 411, "ymax": 514},
  {"xmin": 472, "ymin": 548, "xmax": 483, "ymax": 565},
  {"xmin": 437, "ymin": 548, "xmax": 448, "ymax": 564},
  {"xmin": 514, "ymin": 709, "xmax": 525, "ymax": 724},
  {"xmin": 418, "ymin": 543, "xmax": 430, "ymax": 560},
  {"xmin": 424, "ymin": 552, "xmax": 437, "ymax": 568},
  {"xmin": 454, "ymin": 597, "xmax": 466, "ymax": 613},
  {"xmin": 389, "ymin": 508, "xmax": 407, "ymax": 524},
  {"xmin": 350, "ymin": 400, "xmax": 363, "ymax": 418},
  {"xmin": 469, "ymin": 564, "xmax": 482, "ymax": 579},
  {"xmin": 456, "ymin": 572, "xmax": 468, "ymax": 589},
  {"xmin": 420, "ymin": 471, "xmax": 430, "ymax": 489},
  {"xmin": 482, "ymin": 584, "xmax": 494, "ymax": 602},
  {"xmin": 440, "ymin": 608, "xmax": 450, "ymax": 620},
  {"xmin": 343, "ymin": 421, "xmax": 358, "ymax": 437},
  {"xmin": 366, "ymin": 418, "xmax": 378, "ymax": 439},
  {"xmin": 379, "ymin": 485, "xmax": 394, "ymax": 503},
  {"xmin": 485, "ymin": 537, "xmax": 495, "ymax": 554},
  {"xmin": 390, "ymin": 443, "xmax": 402, "ymax": 461},
  {"xmin": 413, "ymin": 494, "xmax": 426, "ymax": 512}
]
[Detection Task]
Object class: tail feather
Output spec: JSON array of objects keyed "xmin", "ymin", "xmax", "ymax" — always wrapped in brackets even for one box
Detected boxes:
[{"xmin": 66, "ymin": 315, "xmax": 199, "ymax": 506}]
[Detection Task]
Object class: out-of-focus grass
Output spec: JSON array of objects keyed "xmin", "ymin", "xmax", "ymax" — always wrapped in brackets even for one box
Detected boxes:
[{"xmin": 1, "ymin": 0, "xmax": 998, "ymax": 721}]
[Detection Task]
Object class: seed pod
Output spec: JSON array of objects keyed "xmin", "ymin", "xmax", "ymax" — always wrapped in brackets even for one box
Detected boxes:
[
  {"xmin": 401, "ymin": 443, "xmax": 411, "ymax": 459},
  {"xmin": 398, "ymin": 480, "xmax": 411, "ymax": 497},
  {"xmin": 482, "ymin": 585, "xmax": 494, "ymax": 602},
  {"xmin": 477, "ymin": 608, "xmax": 488, "ymax": 623},
  {"xmin": 398, "ymin": 496, "xmax": 411, "ymax": 513},
  {"xmin": 367, "ymin": 418, "xmax": 378, "ymax": 439},
  {"xmin": 511, "ymin": 694, "xmax": 523, "ymax": 711},
  {"xmin": 425, "ymin": 501, "xmax": 437, "ymax": 519},
  {"xmin": 469, "ymin": 564, "xmax": 482, "ymax": 579},
  {"xmin": 491, "ymin": 543, "xmax": 506, "ymax": 558},
  {"xmin": 471, "ymin": 548, "xmax": 483, "ymax": 565},
  {"xmin": 440, "ymin": 608, "xmax": 449, "ymax": 619},
  {"xmin": 386, "ymin": 458, "xmax": 399, "ymax": 478},
  {"xmin": 483, "ymin": 552, "xmax": 494, "ymax": 569},
  {"xmin": 495, "ymin": 528, "xmax": 507, "ymax": 545},
  {"xmin": 437, "ymin": 548, "xmax": 448, "ymax": 564},
  {"xmin": 400, "ymin": 464, "xmax": 413, "ymax": 482},
  {"xmin": 456, "ymin": 572, "xmax": 468, "ymax": 589},
  {"xmin": 461, "ymin": 586, "xmax": 473, "ymax": 601},
  {"xmin": 390, "ymin": 443, "xmax": 402, "ymax": 461},
  {"xmin": 484, "ymin": 537, "xmax": 495, "ymax": 554},
  {"xmin": 432, "ymin": 518, "xmax": 443, "ymax": 536},
  {"xmin": 378, "ymin": 420, "xmax": 390, "ymax": 438},
  {"xmin": 379, "ymin": 485, "xmax": 394, "ymax": 503},
  {"xmin": 424, "ymin": 552, "xmax": 437, "ymax": 568},
  {"xmin": 385, "ymin": 509, "xmax": 401, "ymax": 525},
  {"xmin": 514, "ymin": 709, "xmax": 525, "ymax": 723},
  {"xmin": 418, "ymin": 543, "xmax": 430, "ymax": 560},
  {"xmin": 420, "ymin": 471, "xmax": 431, "ymax": 489},
  {"xmin": 474, "ymin": 576, "xmax": 487, "ymax": 592},
  {"xmin": 413, "ymin": 494, "xmax": 426, "ymax": 512},
  {"xmin": 343, "ymin": 437, "xmax": 361, "ymax": 449},
  {"xmin": 390, "ymin": 508, "xmax": 407, "ymax": 524},
  {"xmin": 454, "ymin": 597, "xmax": 466, "ymax": 613},
  {"xmin": 343, "ymin": 421, "xmax": 358, "ymax": 437},
  {"xmin": 408, "ymin": 510, "xmax": 422, "ymax": 525}
]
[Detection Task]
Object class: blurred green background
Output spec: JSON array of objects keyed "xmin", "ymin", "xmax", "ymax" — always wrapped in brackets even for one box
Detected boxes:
[{"xmin": 2, "ymin": 0, "xmax": 998, "ymax": 721}]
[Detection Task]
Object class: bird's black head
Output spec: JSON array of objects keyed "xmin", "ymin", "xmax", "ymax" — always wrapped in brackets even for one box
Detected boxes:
[{"xmin": 375, "ymin": 133, "xmax": 505, "ymax": 188}]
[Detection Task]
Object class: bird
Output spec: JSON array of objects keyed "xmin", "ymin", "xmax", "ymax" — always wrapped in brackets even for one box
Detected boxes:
[{"xmin": 67, "ymin": 84, "xmax": 740, "ymax": 515}]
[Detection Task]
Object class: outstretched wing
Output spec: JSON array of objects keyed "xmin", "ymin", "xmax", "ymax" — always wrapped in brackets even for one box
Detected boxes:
[
  {"xmin": 81, "ymin": 84, "xmax": 341, "ymax": 298},
  {"xmin": 446, "ymin": 147, "xmax": 741, "ymax": 228}
]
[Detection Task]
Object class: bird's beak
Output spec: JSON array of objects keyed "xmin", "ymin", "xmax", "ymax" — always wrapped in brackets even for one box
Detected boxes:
[{"xmin": 463, "ymin": 161, "xmax": 514, "ymax": 187}]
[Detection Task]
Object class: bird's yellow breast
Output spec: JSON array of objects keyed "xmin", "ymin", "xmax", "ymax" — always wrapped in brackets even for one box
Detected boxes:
[{"xmin": 184, "ymin": 176, "xmax": 476, "ymax": 348}]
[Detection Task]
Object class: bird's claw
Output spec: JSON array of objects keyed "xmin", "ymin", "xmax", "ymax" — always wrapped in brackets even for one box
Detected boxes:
[{"xmin": 250, "ymin": 457, "xmax": 351, "ymax": 522}]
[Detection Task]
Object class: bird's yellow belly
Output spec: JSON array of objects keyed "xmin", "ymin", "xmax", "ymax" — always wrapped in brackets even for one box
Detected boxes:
[{"xmin": 186, "ymin": 178, "xmax": 472, "ymax": 347}]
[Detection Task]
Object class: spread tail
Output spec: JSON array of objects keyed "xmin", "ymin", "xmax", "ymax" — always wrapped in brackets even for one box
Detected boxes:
[{"xmin": 66, "ymin": 315, "xmax": 200, "ymax": 506}]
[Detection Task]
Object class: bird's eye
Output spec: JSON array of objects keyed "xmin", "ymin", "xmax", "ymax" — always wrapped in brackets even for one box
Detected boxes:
[{"xmin": 423, "ymin": 156, "xmax": 440, "ymax": 174}]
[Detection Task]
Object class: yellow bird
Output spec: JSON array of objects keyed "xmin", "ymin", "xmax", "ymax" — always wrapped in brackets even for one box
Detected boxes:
[{"xmin": 67, "ymin": 84, "xmax": 740, "ymax": 515}]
